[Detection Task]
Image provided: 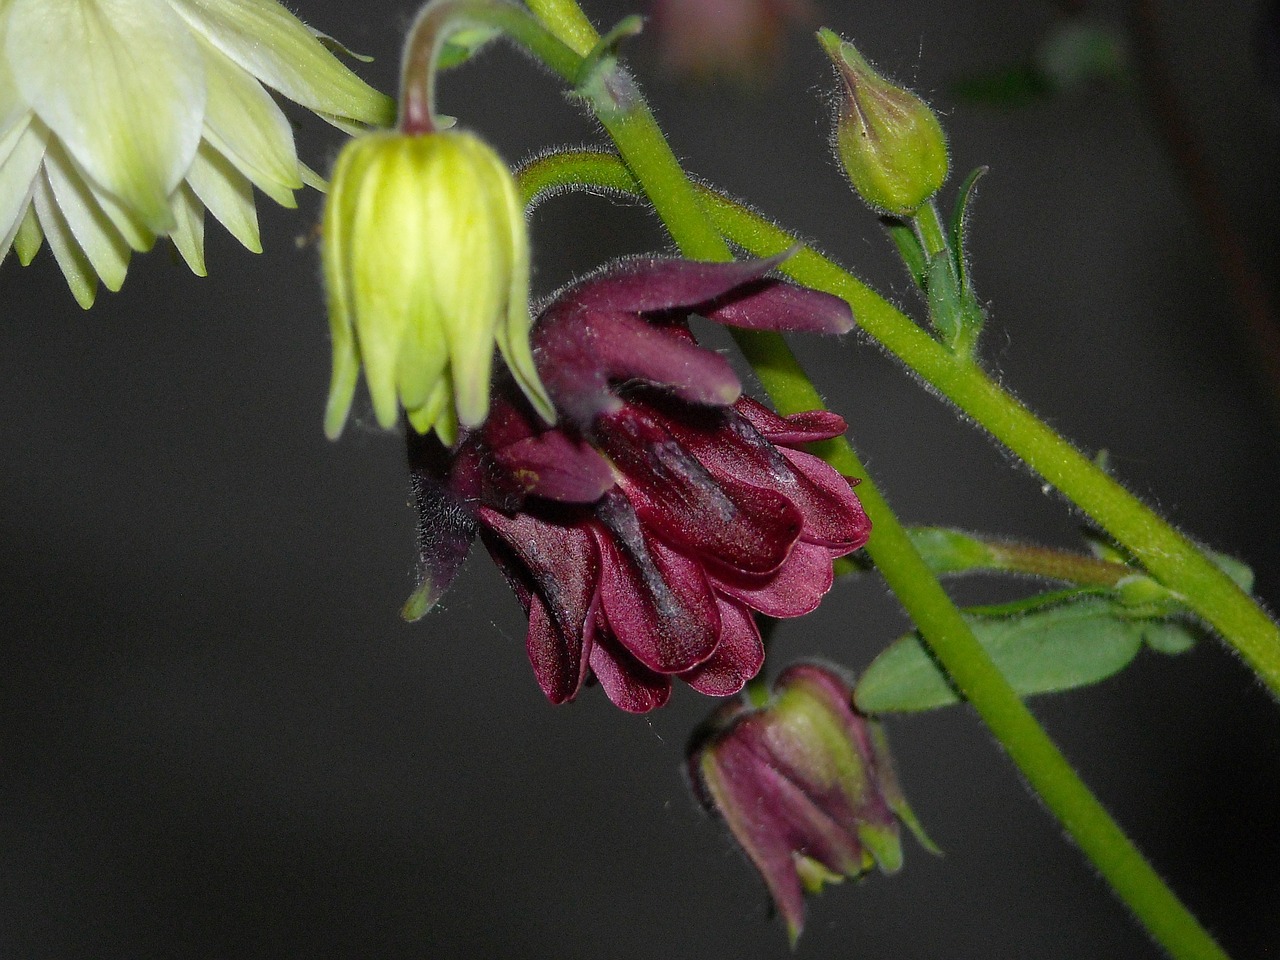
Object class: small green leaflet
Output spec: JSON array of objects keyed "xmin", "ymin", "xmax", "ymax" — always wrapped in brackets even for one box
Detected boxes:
[{"xmin": 854, "ymin": 593, "xmax": 1198, "ymax": 713}]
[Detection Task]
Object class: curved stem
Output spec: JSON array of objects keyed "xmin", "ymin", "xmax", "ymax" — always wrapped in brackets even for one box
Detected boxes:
[
  {"xmin": 520, "ymin": 148, "xmax": 1280, "ymax": 699},
  {"xmin": 399, "ymin": 0, "xmax": 583, "ymax": 135}
]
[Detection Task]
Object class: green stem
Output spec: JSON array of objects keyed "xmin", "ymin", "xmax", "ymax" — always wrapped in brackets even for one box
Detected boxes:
[
  {"xmin": 522, "ymin": 148, "xmax": 1280, "ymax": 697},
  {"xmin": 914, "ymin": 200, "xmax": 950, "ymax": 258},
  {"xmin": 906, "ymin": 526, "xmax": 1140, "ymax": 587},
  {"xmin": 401, "ymin": 0, "xmax": 584, "ymax": 109},
  {"xmin": 523, "ymin": 0, "xmax": 599, "ymax": 55}
]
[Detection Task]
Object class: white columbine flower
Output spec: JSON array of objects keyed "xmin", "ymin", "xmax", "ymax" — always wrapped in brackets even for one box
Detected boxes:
[{"xmin": 0, "ymin": 0, "xmax": 395, "ymax": 307}]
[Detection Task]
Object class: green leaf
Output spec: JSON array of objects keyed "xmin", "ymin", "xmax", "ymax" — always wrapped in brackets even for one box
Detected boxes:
[
  {"xmin": 948, "ymin": 165, "xmax": 987, "ymax": 288},
  {"xmin": 436, "ymin": 26, "xmax": 501, "ymax": 70},
  {"xmin": 906, "ymin": 527, "xmax": 996, "ymax": 573},
  {"xmin": 1206, "ymin": 549, "xmax": 1254, "ymax": 594},
  {"xmin": 1141, "ymin": 619, "xmax": 1199, "ymax": 656},
  {"xmin": 882, "ymin": 216, "xmax": 928, "ymax": 290},
  {"xmin": 856, "ymin": 594, "xmax": 1158, "ymax": 713},
  {"xmin": 926, "ymin": 250, "xmax": 963, "ymax": 345}
]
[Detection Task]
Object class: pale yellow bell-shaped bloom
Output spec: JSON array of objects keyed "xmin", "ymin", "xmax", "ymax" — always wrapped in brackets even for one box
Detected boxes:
[
  {"xmin": 322, "ymin": 129, "xmax": 554, "ymax": 445},
  {"xmin": 0, "ymin": 0, "xmax": 395, "ymax": 307}
]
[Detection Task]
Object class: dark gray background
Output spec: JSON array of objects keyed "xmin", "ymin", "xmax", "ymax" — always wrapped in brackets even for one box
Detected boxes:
[{"xmin": 2, "ymin": 0, "xmax": 1278, "ymax": 957}]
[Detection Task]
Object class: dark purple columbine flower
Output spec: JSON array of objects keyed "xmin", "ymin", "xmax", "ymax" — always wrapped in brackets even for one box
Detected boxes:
[
  {"xmin": 687, "ymin": 662, "xmax": 936, "ymax": 944},
  {"xmin": 405, "ymin": 254, "xmax": 870, "ymax": 712}
]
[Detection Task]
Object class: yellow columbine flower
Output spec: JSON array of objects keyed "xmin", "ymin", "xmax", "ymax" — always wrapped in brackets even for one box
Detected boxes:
[
  {"xmin": 322, "ymin": 129, "xmax": 553, "ymax": 445},
  {"xmin": 0, "ymin": 0, "xmax": 395, "ymax": 307}
]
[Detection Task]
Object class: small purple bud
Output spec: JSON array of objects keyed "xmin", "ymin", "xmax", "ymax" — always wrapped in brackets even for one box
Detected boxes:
[{"xmin": 688, "ymin": 662, "xmax": 935, "ymax": 944}]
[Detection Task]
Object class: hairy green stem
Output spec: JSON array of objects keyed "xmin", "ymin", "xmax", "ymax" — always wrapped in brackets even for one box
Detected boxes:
[
  {"xmin": 913, "ymin": 200, "xmax": 950, "ymax": 259},
  {"xmin": 904, "ymin": 526, "xmax": 1142, "ymax": 587}
]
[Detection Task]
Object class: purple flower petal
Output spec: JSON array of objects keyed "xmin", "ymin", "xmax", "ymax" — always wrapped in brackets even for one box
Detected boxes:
[
  {"xmin": 526, "ymin": 593, "xmax": 594, "ymax": 704},
  {"xmin": 588, "ymin": 616, "xmax": 673, "ymax": 712},
  {"xmin": 493, "ymin": 431, "xmax": 616, "ymax": 503},
  {"xmin": 600, "ymin": 404, "xmax": 803, "ymax": 575},
  {"xmin": 736, "ymin": 396, "xmax": 848, "ymax": 444},
  {"xmin": 594, "ymin": 493, "xmax": 721, "ymax": 673},
  {"xmin": 661, "ymin": 402, "xmax": 869, "ymax": 555},
  {"xmin": 680, "ymin": 598, "xmax": 765, "ymax": 696},
  {"xmin": 702, "ymin": 278, "xmax": 854, "ymax": 334},
  {"xmin": 535, "ymin": 307, "xmax": 741, "ymax": 425},
  {"xmin": 698, "ymin": 722, "xmax": 866, "ymax": 941},
  {"xmin": 709, "ymin": 539, "xmax": 835, "ymax": 618},
  {"xmin": 763, "ymin": 666, "xmax": 899, "ymax": 840},
  {"xmin": 564, "ymin": 254, "xmax": 786, "ymax": 314},
  {"xmin": 778, "ymin": 447, "xmax": 871, "ymax": 550},
  {"xmin": 479, "ymin": 509, "xmax": 598, "ymax": 702},
  {"xmin": 404, "ymin": 434, "xmax": 478, "ymax": 620}
]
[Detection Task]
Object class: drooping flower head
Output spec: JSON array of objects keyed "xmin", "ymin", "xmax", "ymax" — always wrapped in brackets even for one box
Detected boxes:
[
  {"xmin": 321, "ymin": 128, "xmax": 551, "ymax": 444},
  {"xmin": 0, "ymin": 0, "xmax": 395, "ymax": 307},
  {"xmin": 687, "ymin": 662, "xmax": 936, "ymax": 943},
  {"xmin": 406, "ymin": 255, "xmax": 871, "ymax": 712},
  {"xmin": 319, "ymin": 1, "xmax": 552, "ymax": 444}
]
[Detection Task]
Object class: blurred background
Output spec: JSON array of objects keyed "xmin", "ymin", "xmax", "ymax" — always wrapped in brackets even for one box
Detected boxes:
[{"xmin": 2, "ymin": 0, "xmax": 1278, "ymax": 957}]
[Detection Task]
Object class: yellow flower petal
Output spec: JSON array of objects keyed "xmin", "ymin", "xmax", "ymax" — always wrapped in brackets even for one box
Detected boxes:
[
  {"xmin": 321, "ymin": 142, "xmax": 360, "ymax": 439},
  {"xmin": 7, "ymin": 0, "xmax": 205, "ymax": 233},
  {"xmin": 349, "ymin": 144, "xmax": 419, "ymax": 429}
]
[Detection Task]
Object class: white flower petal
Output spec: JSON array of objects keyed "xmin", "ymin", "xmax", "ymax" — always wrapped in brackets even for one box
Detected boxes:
[
  {"xmin": 0, "ymin": 110, "xmax": 28, "ymax": 170},
  {"xmin": 167, "ymin": 0, "xmax": 393, "ymax": 126},
  {"xmin": 0, "ymin": 15, "xmax": 27, "ymax": 134},
  {"xmin": 51, "ymin": 145, "xmax": 159, "ymax": 254},
  {"xmin": 32, "ymin": 169, "xmax": 97, "ymax": 308},
  {"xmin": 14, "ymin": 202, "xmax": 43, "ymax": 264},
  {"xmin": 44, "ymin": 140, "xmax": 132, "ymax": 292},
  {"xmin": 198, "ymin": 35, "xmax": 302, "ymax": 208},
  {"xmin": 308, "ymin": 28, "xmax": 375, "ymax": 63},
  {"xmin": 185, "ymin": 141, "xmax": 261, "ymax": 253},
  {"xmin": 298, "ymin": 161, "xmax": 326, "ymax": 193},
  {"xmin": 169, "ymin": 182, "xmax": 207, "ymax": 276},
  {"xmin": 7, "ymin": 0, "xmax": 205, "ymax": 232},
  {"xmin": 84, "ymin": 172, "xmax": 157, "ymax": 254},
  {"xmin": 313, "ymin": 111, "xmax": 376, "ymax": 138},
  {"xmin": 0, "ymin": 119, "xmax": 47, "ymax": 256}
]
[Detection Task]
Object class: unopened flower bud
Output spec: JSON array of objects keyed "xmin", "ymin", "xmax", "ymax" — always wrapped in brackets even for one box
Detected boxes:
[
  {"xmin": 322, "ymin": 129, "xmax": 553, "ymax": 444},
  {"xmin": 819, "ymin": 28, "xmax": 949, "ymax": 215},
  {"xmin": 687, "ymin": 662, "xmax": 934, "ymax": 943}
]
